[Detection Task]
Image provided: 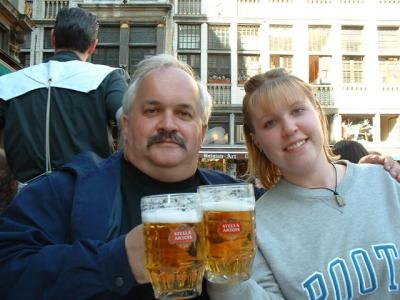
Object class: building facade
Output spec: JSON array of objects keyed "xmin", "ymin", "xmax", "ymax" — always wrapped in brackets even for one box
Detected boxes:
[
  {"xmin": 18, "ymin": 0, "xmax": 400, "ymax": 175},
  {"xmin": 0, "ymin": 0, "xmax": 33, "ymax": 75}
]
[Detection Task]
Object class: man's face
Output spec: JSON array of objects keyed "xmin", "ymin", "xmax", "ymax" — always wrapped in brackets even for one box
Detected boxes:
[{"xmin": 122, "ymin": 67, "xmax": 207, "ymax": 180}]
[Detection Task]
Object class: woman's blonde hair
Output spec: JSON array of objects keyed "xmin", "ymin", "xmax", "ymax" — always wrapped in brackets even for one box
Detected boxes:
[{"xmin": 243, "ymin": 68, "xmax": 337, "ymax": 188}]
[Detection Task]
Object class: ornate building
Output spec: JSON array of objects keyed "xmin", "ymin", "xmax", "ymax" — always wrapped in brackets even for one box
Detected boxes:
[
  {"xmin": 13, "ymin": 0, "xmax": 400, "ymax": 174},
  {"xmin": 0, "ymin": 0, "xmax": 33, "ymax": 75}
]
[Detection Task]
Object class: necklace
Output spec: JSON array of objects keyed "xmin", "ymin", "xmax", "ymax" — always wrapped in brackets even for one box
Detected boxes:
[{"xmin": 309, "ymin": 162, "xmax": 345, "ymax": 207}]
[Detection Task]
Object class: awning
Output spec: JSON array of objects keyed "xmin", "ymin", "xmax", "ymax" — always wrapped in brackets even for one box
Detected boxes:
[
  {"xmin": 0, "ymin": 63, "xmax": 13, "ymax": 76},
  {"xmin": 199, "ymin": 146, "xmax": 248, "ymax": 160}
]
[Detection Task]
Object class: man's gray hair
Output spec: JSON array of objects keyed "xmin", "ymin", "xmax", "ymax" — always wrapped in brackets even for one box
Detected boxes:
[{"xmin": 122, "ymin": 54, "xmax": 212, "ymax": 125}]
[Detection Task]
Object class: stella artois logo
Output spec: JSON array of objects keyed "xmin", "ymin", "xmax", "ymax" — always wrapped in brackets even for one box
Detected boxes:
[
  {"xmin": 168, "ymin": 225, "xmax": 196, "ymax": 248},
  {"xmin": 218, "ymin": 219, "xmax": 242, "ymax": 240}
]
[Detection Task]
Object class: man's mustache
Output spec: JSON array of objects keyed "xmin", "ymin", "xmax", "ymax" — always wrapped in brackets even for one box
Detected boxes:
[{"xmin": 147, "ymin": 131, "xmax": 187, "ymax": 150}]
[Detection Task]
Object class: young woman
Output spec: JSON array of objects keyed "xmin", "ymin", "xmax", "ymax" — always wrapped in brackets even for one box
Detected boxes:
[{"xmin": 208, "ymin": 69, "xmax": 400, "ymax": 299}]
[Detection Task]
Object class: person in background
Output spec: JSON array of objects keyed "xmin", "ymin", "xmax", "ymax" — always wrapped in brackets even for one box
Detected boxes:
[
  {"xmin": 0, "ymin": 7, "xmax": 128, "ymax": 184},
  {"xmin": 332, "ymin": 139, "xmax": 369, "ymax": 163},
  {"xmin": 0, "ymin": 149, "xmax": 17, "ymax": 213},
  {"xmin": 208, "ymin": 68, "xmax": 400, "ymax": 299}
]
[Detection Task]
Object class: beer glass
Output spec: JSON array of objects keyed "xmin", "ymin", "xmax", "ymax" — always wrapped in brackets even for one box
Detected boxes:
[
  {"xmin": 198, "ymin": 183, "xmax": 256, "ymax": 284},
  {"xmin": 141, "ymin": 193, "xmax": 205, "ymax": 299}
]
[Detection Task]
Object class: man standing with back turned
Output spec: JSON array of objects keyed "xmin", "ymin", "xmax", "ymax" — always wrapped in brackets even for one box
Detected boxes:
[{"xmin": 0, "ymin": 7, "xmax": 127, "ymax": 184}]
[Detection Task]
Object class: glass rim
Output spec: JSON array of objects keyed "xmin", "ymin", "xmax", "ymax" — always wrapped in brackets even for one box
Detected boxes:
[
  {"xmin": 140, "ymin": 192, "xmax": 200, "ymax": 211},
  {"xmin": 141, "ymin": 192, "xmax": 198, "ymax": 201},
  {"xmin": 197, "ymin": 183, "xmax": 253, "ymax": 190}
]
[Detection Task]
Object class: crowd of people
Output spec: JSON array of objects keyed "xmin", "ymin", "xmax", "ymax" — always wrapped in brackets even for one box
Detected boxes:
[{"xmin": 0, "ymin": 6, "xmax": 400, "ymax": 300}]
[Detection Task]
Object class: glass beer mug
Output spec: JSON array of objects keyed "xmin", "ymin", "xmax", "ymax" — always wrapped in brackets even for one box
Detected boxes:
[
  {"xmin": 141, "ymin": 193, "xmax": 205, "ymax": 299},
  {"xmin": 198, "ymin": 183, "xmax": 256, "ymax": 284}
]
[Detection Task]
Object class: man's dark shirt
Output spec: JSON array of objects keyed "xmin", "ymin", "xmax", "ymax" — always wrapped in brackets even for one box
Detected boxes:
[{"xmin": 121, "ymin": 159, "xmax": 209, "ymax": 300}]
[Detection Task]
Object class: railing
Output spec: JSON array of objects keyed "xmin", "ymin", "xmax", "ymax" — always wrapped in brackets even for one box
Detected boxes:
[
  {"xmin": 312, "ymin": 85, "xmax": 334, "ymax": 106},
  {"xmin": 44, "ymin": 0, "xmax": 69, "ymax": 19},
  {"xmin": 381, "ymin": 85, "xmax": 400, "ymax": 92},
  {"xmin": 379, "ymin": 0, "xmax": 400, "ymax": 3},
  {"xmin": 269, "ymin": 0, "xmax": 293, "ymax": 3},
  {"xmin": 177, "ymin": 0, "xmax": 201, "ymax": 15},
  {"xmin": 307, "ymin": 0, "xmax": 332, "ymax": 4},
  {"xmin": 339, "ymin": 0, "xmax": 364, "ymax": 3},
  {"xmin": 342, "ymin": 84, "xmax": 367, "ymax": 91},
  {"xmin": 207, "ymin": 84, "xmax": 231, "ymax": 105}
]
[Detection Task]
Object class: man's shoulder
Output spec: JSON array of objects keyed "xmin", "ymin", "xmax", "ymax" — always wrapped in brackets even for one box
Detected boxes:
[{"xmin": 62, "ymin": 151, "xmax": 122, "ymax": 177}]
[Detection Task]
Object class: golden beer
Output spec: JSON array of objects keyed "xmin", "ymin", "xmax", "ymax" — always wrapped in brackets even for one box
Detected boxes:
[
  {"xmin": 141, "ymin": 194, "xmax": 205, "ymax": 299},
  {"xmin": 198, "ymin": 184, "xmax": 256, "ymax": 284}
]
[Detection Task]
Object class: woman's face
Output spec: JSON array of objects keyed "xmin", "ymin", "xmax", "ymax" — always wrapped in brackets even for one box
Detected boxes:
[{"xmin": 250, "ymin": 94, "xmax": 326, "ymax": 178}]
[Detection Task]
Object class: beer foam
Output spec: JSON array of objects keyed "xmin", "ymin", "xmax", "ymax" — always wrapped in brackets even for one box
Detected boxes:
[
  {"xmin": 201, "ymin": 200, "xmax": 254, "ymax": 211},
  {"xmin": 142, "ymin": 209, "xmax": 202, "ymax": 223}
]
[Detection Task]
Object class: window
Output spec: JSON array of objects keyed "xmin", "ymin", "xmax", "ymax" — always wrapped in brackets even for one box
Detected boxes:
[
  {"xmin": 208, "ymin": 25, "xmax": 230, "ymax": 50},
  {"xmin": 379, "ymin": 56, "xmax": 400, "ymax": 84},
  {"xmin": 342, "ymin": 116, "xmax": 373, "ymax": 142},
  {"xmin": 381, "ymin": 115, "xmax": 400, "ymax": 142},
  {"xmin": 43, "ymin": 28, "xmax": 53, "ymax": 49},
  {"xmin": 238, "ymin": 25, "xmax": 259, "ymax": 51},
  {"xmin": 235, "ymin": 124, "xmax": 245, "ymax": 144},
  {"xmin": 92, "ymin": 47, "xmax": 119, "ymax": 67},
  {"xmin": 178, "ymin": 25, "xmax": 200, "ymax": 78},
  {"xmin": 204, "ymin": 115, "xmax": 230, "ymax": 145},
  {"xmin": 342, "ymin": 56, "xmax": 364, "ymax": 84},
  {"xmin": 309, "ymin": 25, "xmax": 331, "ymax": 52},
  {"xmin": 0, "ymin": 28, "xmax": 5, "ymax": 51},
  {"xmin": 129, "ymin": 26, "xmax": 157, "ymax": 76},
  {"xmin": 25, "ymin": 0, "xmax": 33, "ymax": 18},
  {"xmin": 42, "ymin": 28, "xmax": 54, "ymax": 61},
  {"xmin": 208, "ymin": 54, "xmax": 231, "ymax": 82},
  {"xmin": 270, "ymin": 55, "xmax": 292, "ymax": 72},
  {"xmin": 269, "ymin": 25, "xmax": 292, "ymax": 52},
  {"xmin": 20, "ymin": 32, "xmax": 31, "ymax": 50},
  {"xmin": 178, "ymin": 24, "xmax": 200, "ymax": 49},
  {"xmin": 19, "ymin": 53, "xmax": 30, "ymax": 67},
  {"xmin": 92, "ymin": 26, "xmax": 120, "ymax": 67},
  {"xmin": 342, "ymin": 26, "xmax": 363, "ymax": 52},
  {"xmin": 238, "ymin": 55, "xmax": 260, "ymax": 83},
  {"xmin": 98, "ymin": 26, "xmax": 120, "ymax": 44},
  {"xmin": 309, "ymin": 56, "xmax": 332, "ymax": 84},
  {"xmin": 178, "ymin": 54, "xmax": 200, "ymax": 77},
  {"xmin": 19, "ymin": 32, "xmax": 32, "ymax": 67},
  {"xmin": 177, "ymin": 0, "xmax": 201, "ymax": 15},
  {"xmin": 128, "ymin": 48, "xmax": 156, "ymax": 75},
  {"xmin": 130, "ymin": 26, "xmax": 156, "ymax": 44},
  {"xmin": 378, "ymin": 27, "xmax": 400, "ymax": 52}
]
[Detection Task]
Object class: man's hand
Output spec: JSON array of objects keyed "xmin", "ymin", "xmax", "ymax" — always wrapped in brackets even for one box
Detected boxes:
[
  {"xmin": 125, "ymin": 224, "xmax": 150, "ymax": 284},
  {"xmin": 359, "ymin": 154, "xmax": 400, "ymax": 182}
]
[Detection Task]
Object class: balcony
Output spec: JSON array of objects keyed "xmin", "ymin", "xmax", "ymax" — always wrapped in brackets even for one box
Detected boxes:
[
  {"xmin": 44, "ymin": 0, "xmax": 69, "ymax": 19},
  {"xmin": 207, "ymin": 84, "xmax": 231, "ymax": 106},
  {"xmin": 312, "ymin": 85, "xmax": 334, "ymax": 106}
]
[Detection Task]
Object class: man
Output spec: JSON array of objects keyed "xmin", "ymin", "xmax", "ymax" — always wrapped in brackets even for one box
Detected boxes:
[
  {"xmin": 0, "ymin": 55, "xmax": 398, "ymax": 300},
  {"xmin": 0, "ymin": 7, "xmax": 127, "ymax": 183}
]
